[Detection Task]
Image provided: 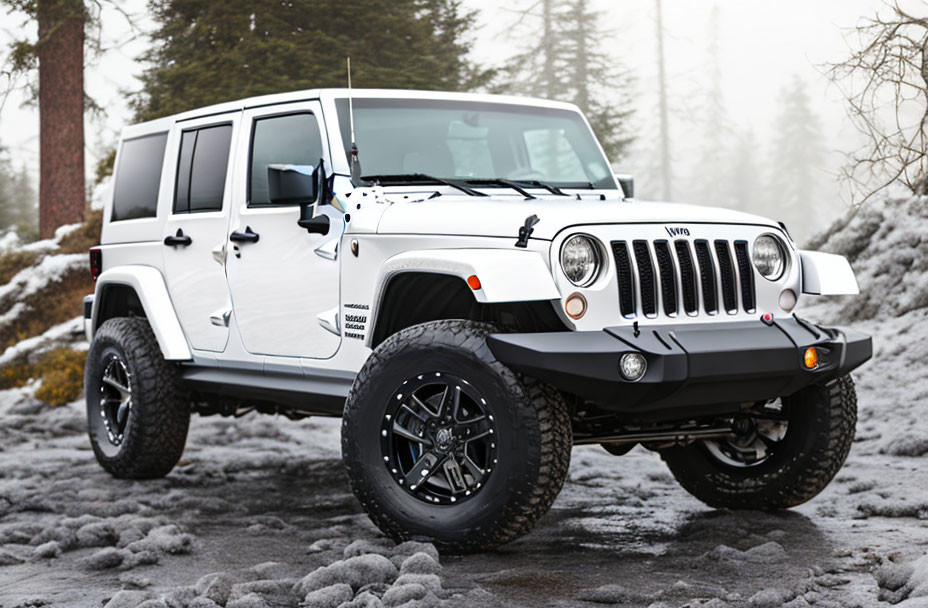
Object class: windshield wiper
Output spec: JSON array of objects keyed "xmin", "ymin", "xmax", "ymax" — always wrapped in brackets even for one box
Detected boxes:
[
  {"xmin": 511, "ymin": 180, "xmax": 568, "ymax": 196},
  {"xmin": 463, "ymin": 178, "xmax": 537, "ymax": 199},
  {"xmin": 361, "ymin": 173, "xmax": 487, "ymax": 197}
]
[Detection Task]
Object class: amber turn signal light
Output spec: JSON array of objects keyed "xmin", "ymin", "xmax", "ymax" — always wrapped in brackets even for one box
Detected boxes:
[
  {"xmin": 565, "ymin": 292, "xmax": 587, "ymax": 319},
  {"xmin": 467, "ymin": 275, "xmax": 482, "ymax": 290},
  {"xmin": 804, "ymin": 347, "xmax": 819, "ymax": 369}
]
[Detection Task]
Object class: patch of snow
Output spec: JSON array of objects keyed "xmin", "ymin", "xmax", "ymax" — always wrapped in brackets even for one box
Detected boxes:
[
  {"xmin": 0, "ymin": 253, "xmax": 86, "ymax": 305},
  {"xmin": 0, "ymin": 316, "xmax": 83, "ymax": 366}
]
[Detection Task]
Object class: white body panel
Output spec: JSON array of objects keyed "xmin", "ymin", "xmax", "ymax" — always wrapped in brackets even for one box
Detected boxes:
[
  {"xmin": 799, "ymin": 250, "xmax": 860, "ymax": 296},
  {"xmin": 225, "ymin": 101, "xmax": 343, "ymax": 359},
  {"xmin": 92, "ymin": 267, "xmax": 192, "ymax": 360},
  {"xmin": 161, "ymin": 113, "xmax": 240, "ymax": 353},
  {"xmin": 378, "ymin": 249, "xmax": 559, "ymax": 304}
]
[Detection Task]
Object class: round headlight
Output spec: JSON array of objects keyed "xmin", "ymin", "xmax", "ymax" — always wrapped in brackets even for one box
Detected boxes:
[
  {"xmin": 752, "ymin": 235, "xmax": 786, "ymax": 280},
  {"xmin": 560, "ymin": 234, "xmax": 601, "ymax": 286}
]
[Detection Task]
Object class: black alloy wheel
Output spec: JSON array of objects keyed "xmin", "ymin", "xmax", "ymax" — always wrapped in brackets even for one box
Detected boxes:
[{"xmin": 381, "ymin": 372, "xmax": 498, "ymax": 505}]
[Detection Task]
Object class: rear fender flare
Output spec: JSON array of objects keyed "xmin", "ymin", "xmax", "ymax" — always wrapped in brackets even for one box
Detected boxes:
[{"xmin": 92, "ymin": 266, "xmax": 192, "ymax": 360}]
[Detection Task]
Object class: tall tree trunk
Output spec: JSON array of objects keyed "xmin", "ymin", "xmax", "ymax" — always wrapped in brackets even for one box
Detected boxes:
[
  {"xmin": 38, "ymin": 0, "xmax": 85, "ymax": 238},
  {"xmin": 655, "ymin": 0, "xmax": 672, "ymax": 200}
]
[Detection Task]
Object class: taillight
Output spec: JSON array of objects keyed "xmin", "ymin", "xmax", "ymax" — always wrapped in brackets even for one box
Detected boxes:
[{"xmin": 89, "ymin": 248, "xmax": 102, "ymax": 281}]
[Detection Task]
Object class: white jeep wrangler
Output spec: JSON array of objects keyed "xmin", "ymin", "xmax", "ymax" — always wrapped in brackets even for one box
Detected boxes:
[{"xmin": 84, "ymin": 88, "xmax": 872, "ymax": 552}]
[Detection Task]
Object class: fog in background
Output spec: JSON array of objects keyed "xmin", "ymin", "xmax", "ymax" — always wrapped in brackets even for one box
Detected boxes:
[{"xmin": 0, "ymin": 0, "xmax": 915, "ymax": 240}]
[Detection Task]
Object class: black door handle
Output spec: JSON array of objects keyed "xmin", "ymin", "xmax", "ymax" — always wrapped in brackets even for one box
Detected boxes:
[
  {"xmin": 298, "ymin": 214, "xmax": 330, "ymax": 235},
  {"xmin": 164, "ymin": 229, "xmax": 192, "ymax": 247},
  {"xmin": 229, "ymin": 226, "xmax": 260, "ymax": 243}
]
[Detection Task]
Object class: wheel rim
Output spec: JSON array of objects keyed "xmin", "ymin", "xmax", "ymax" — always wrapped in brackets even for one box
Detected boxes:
[
  {"xmin": 381, "ymin": 372, "xmax": 498, "ymax": 505},
  {"xmin": 98, "ymin": 354, "xmax": 132, "ymax": 447},
  {"xmin": 703, "ymin": 401, "xmax": 789, "ymax": 468}
]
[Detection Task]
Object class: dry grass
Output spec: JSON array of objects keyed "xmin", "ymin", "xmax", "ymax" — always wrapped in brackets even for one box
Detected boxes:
[
  {"xmin": 0, "ymin": 208, "xmax": 101, "ymax": 405},
  {"xmin": 0, "ymin": 347, "xmax": 86, "ymax": 406}
]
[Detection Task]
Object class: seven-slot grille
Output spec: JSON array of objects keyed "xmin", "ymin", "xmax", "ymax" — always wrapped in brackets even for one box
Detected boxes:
[{"xmin": 611, "ymin": 239, "xmax": 756, "ymax": 318}]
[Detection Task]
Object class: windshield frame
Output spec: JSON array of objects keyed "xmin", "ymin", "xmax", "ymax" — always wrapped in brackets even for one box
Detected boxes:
[{"xmin": 331, "ymin": 96, "xmax": 618, "ymax": 191}]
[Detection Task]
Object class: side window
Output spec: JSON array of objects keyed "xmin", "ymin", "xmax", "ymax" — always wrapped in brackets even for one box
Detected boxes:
[
  {"xmin": 112, "ymin": 132, "xmax": 168, "ymax": 222},
  {"xmin": 250, "ymin": 113, "xmax": 323, "ymax": 206},
  {"xmin": 173, "ymin": 124, "xmax": 233, "ymax": 214}
]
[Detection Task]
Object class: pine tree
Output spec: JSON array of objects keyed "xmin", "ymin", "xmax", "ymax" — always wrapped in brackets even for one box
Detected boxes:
[
  {"xmin": 767, "ymin": 75, "xmax": 828, "ymax": 238},
  {"xmin": 503, "ymin": 0, "xmax": 634, "ymax": 162},
  {"xmin": 688, "ymin": 6, "xmax": 729, "ymax": 209},
  {"xmin": 0, "ymin": 149, "xmax": 38, "ymax": 240},
  {"xmin": 726, "ymin": 126, "xmax": 763, "ymax": 213},
  {"xmin": 133, "ymin": 0, "xmax": 492, "ymax": 122}
]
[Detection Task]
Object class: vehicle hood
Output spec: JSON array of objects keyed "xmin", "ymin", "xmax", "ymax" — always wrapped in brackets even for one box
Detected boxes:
[{"xmin": 374, "ymin": 194, "xmax": 782, "ymax": 241}]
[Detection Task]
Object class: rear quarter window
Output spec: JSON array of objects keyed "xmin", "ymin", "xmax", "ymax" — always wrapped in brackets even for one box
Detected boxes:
[{"xmin": 111, "ymin": 132, "xmax": 168, "ymax": 222}]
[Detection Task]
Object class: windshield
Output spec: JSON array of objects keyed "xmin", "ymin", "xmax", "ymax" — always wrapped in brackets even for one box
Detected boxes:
[{"xmin": 335, "ymin": 98, "xmax": 616, "ymax": 189}]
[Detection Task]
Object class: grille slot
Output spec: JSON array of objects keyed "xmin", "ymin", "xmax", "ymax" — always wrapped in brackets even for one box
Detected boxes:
[
  {"xmin": 633, "ymin": 240, "xmax": 657, "ymax": 316},
  {"xmin": 715, "ymin": 240, "xmax": 738, "ymax": 312},
  {"xmin": 610, "ymin": 238, "xmax": 756, "ymax": 318},
  {"xmin": 654, "ymin": 240, "xmax": 677, "ymax": 315},
  {"xmin": 674, "ymin": 240, "xmax": 698, "ymax": 314},
  {"xmin": 694, "ymin": 240, "xmax": 717, "ymax": 313},
  {"xmin": 734, "ymin": 241, "xmax": 756, "ymax": 311},
  {"xmin": 611, "ymin": 241, "xmax": 636, "ymax": 317}
]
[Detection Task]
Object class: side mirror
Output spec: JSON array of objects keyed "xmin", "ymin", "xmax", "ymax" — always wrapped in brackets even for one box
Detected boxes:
[
  {"xmin": 615, "ymin": 174, "xmax": 634, "ymax": 199},
  {"xmin": 268, "ymin": 164, "xmax": 318, "ymax": 204}
]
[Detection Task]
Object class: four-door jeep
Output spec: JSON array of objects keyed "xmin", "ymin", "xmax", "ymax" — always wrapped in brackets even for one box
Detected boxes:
[{"xmin": 83, "ymin": 88, "xmax": 872, "ymax": 552}]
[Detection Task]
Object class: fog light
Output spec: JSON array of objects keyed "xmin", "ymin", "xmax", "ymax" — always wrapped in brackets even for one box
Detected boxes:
[
  {"xmin": 779, "ymin": 289, "xmax": 797, "ymax": 312},
  {"xmin": 804, "ymin": 347, "xmax": 819, "ymax": 369},
  {"xmin": 619, "ymin": 353, "xmax": 647, "ymax": 381},
  {"xmin": 565, "ymin": 292, "xmax": 587, "ymax": 319}
]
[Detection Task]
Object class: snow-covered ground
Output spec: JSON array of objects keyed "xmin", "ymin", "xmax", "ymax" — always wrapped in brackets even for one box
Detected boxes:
[{"xmin": 3, "ymin": 197, "xmax": 928, "ymax": 607}]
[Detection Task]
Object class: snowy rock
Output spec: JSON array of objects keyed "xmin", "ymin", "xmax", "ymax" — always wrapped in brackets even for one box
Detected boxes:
[
  {"xmin": 76, "ymin": 520, "xmax": 119, "ymax": 548},
  {"xmin": 382, "ymin": 583, "xmax": 429, "ymax": 607},
  {"xmin": 301, "ymin": 583, "xmax": 353, "ymax": 608},
  {"xmin": 703, "ymin": 541, "xmax": 788, "ymax": 564},
  {"xmin": 748, "ymin": 587, "xmax": 796, "ymax": 607},
  {"xmin": 883, "ymin": 433, "xmax": 928, "ymax": 457},
  {"xmin": 0, "ymin": 549, "xmax": 25, "ymax": 565},
  {"xmin": 338, "ymin": 591, "xmax": 384, "ymax": 608},
  {"xmin": 33, "ymin": 540, "xmax": 61, "ymax": 559},
  {"xmin": 294, "ymin": 553, "xmax": 398, "ymax": 595},
  {"xmin": 391, "ymin": 541, "xmax": 440, "ymax": 563},
  {"xmin": 195, "ymin": 572, "xmax": 238, "ymax": 605},
  {"xmin": 126, "ymin": 525, "xmax": 193, "ymax": 555},
  {"xmin": 80, "ymin": 547, "xmax": 130, "ymax": 570},
  {"xmin": 399, "ymin": 553, "xmax": 441, "ymax": 576},
  {"xmin": 344, "ymin": 539, "xmax": 393, "ymax": 558},
  {"xmin": 392, "ymin": 574, "xmax": 441, "ymax": 594},
  {"xmin": 576, "ymin": 584, "xmax": 652, "ymax": 604},
  {"xmin": 136, "ymin": 601, "xmax": 169, "ymax": 608},
  {"xmin": 228, "ymin": 579, "xmax": 295, "ymax": 603},
  {"xmin": 225, "ymin": 593, "xmax": 269, "ymax": 608},
  {"xmin": 103, "ymin": 590, "xmax": 156, "ymax": 608}
]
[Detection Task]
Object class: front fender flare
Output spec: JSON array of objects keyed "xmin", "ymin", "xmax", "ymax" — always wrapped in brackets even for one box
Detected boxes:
[
  {"xmin": 376, "ymin": 248, "xmax": 561, "ymax": 305},
  {"xmin": 92, "ymin": 266, "xmax": 192, "ymax": 360},
  {"xmin": 799, "ymin": 251, "xmax": 860, "ymax": 296}
]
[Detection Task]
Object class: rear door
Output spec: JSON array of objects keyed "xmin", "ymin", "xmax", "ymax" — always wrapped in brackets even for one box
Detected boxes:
[
  {"xmin": 225, "ymin": 102, "xmax": 343, "ymax": 358},
  {"xmin": 161, "ymin": 113, "xmax": 239, "ymax": 352}
]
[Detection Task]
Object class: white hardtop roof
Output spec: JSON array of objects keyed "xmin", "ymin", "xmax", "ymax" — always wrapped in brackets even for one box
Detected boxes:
[{"xmin": 122, "ymin": 88, "xmax": 582, "ymax": 139}]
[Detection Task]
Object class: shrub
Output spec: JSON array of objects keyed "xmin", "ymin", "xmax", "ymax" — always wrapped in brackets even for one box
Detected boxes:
[{"xmin": 0, "ymin": 347, "xmax": 87, "ymax": 406}]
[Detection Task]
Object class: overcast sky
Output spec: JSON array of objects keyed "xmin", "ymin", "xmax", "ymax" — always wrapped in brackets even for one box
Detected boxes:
[{"xmin": 0, "ymin": 0, "xmax": 909, "ymax": 211}]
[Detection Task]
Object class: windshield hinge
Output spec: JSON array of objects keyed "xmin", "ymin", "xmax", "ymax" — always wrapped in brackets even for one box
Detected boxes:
[{"xmin": 515, "ymin": 214, "xmax": 540, "ymax": 248}]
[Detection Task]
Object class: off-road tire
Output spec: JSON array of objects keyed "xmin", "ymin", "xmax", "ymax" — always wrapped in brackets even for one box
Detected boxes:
[
  {"xmin": 342, "ymin": 320, "xmax": 572, "ymax": 553},
  {"xmin": 85, "ymin": 317, "xmax": 190, "ymax": 479},
  {"xmin": 661, "ymin": 375, "xmax": 857, "ymax": 510}
]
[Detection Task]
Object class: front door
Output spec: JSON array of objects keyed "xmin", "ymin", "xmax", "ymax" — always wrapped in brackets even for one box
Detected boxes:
[
  {"xmin": 161, "ymin": 115, "xmax": 238, "ymax": 353},
  {"xmin": 225, "ymin": 102, "xmax": 343, "ymax": 358}
]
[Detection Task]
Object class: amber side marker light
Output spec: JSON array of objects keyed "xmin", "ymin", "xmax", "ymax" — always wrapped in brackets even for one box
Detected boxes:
[
  {"xmin": 804, "ymin": 347, "xmax": 819, "ymax": 369},
  {"xmin": 565, "ymin": 292, "xmax": 587, "ymax": 319},
  {"xmin": 467, "ymin": 275, "xmax": 482, "ymax": 290}
]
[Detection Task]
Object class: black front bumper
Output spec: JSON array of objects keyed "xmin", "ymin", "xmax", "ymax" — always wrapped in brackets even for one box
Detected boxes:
[{"xmin": 487, "ymin": 317, "xmax": 872, "ymax": 417}]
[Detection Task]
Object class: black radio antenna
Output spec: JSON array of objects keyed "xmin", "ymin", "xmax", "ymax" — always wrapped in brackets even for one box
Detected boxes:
[{"xmin": 347, "ymin": 57, "xmax": 362, "ymax": 187}]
